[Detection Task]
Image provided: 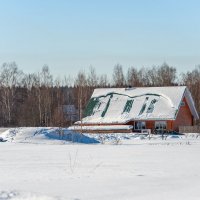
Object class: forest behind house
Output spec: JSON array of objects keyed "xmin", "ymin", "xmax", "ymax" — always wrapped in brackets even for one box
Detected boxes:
[{"xmin": 0, "ymin": 62, "xmax": 199, "ymax": 127}]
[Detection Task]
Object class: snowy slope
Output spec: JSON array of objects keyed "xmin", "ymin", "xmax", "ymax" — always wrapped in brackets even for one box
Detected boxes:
[{"xmin": 0, "ymin": 135, "xmax": 200, "ymax": 200}]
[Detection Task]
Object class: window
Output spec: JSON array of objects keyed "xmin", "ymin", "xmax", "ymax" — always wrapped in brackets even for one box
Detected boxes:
[
  {"xmin": 135, "ymin": 121, "xmax": 146, "ymax": 130},
  {"xmin": 155, "ymin": 121, "xmax": 167, "ymax": 130},
  {"xmin": 147, "ymin": 99, "xmax": 157, "ymax": 113},
  {"xmin": 139, "ymin": 97, "xmax": 149, "ymax": 115},
  {"xmin": 180, "ymin": 101, "xmax": 185, "ymax": 106},
  {"xmin": 123, "ymin": 99, "xmax": 134, "ymax": 113}
]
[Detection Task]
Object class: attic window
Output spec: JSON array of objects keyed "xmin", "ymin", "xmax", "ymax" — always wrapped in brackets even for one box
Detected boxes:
[
  {"xmin": 180, "ymin": 101, "xmax": 185, "ymax": 106},
  {"xmin": 123, "ymin": 99, "xmax": 134, "ymax": 113},
  {"xmin": 147, "ymin": 99, "xmax": 158, "ymax": 113},
  {"xmin": 139, "ymin": 97, "xmax": 149, "ymax": 115}
]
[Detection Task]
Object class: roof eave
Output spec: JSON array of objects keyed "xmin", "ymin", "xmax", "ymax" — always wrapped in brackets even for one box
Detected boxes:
[{"xmin": 184, "ymin": 88, "xmax": 199, "ymax": 120}]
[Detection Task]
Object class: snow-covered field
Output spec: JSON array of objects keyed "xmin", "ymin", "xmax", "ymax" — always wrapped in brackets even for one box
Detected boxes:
[{"xmin": 0, "ymin": 128, "xmax": 200, "ymax": 200}]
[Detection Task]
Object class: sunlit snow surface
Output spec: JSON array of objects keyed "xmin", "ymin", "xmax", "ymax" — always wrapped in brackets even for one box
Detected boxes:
[
  {"xmin": 0, "ymin": 191, "xmax": 59, "ymax": 200},
  {"xmin": 0, "ymin": 128, "xmax": 200, "ymax": 200}
]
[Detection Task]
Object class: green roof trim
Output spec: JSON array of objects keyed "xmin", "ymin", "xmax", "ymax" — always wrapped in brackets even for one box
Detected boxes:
[
  {"xmin": 101, "ymin": 94, "xmax": 113, "ymax": 117},
  {"xmin": 139, "ymin": 97, "xmax": 149, "ymax": 115},
  {"xmin": 93, "ymin": 92, "xmax": 161, "ymax": 99}
]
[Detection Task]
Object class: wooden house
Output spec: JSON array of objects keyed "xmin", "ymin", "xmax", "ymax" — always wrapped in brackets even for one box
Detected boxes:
[{"xmin": 75, "ymin": 86, "xmax": 199, "ymax": 134}]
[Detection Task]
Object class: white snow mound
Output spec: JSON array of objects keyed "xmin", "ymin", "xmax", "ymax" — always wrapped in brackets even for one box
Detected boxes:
[{"xmin": 0, "ymin": 127, "xmax": 99, "ymax": 144}]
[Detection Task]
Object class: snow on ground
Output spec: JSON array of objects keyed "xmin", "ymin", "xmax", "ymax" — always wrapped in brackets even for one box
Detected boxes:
[
  {"xmin": 0, "ymin": 127, "xmax": 99, "ymax": 144},
  {"xmin": 0, "ymin": 191, "xmax": 58, "ymax": 200},
  {"xmin": 0, "ymin": 128, "xmax": 200, "ymax": 199}
]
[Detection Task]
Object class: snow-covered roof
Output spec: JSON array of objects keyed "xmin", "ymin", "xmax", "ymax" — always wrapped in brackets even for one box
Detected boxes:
[
  {"xmin": 81, "ymin": 86, "xmax": 199, "ymax": 124},
  {"xmin": 69, "ymin": 125, "xmax": 133, "ymax": 131}
]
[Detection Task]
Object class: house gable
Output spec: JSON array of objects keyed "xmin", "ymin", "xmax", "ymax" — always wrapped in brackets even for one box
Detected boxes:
[{"xmin": 173, "ymin": 97, "xmax": 194, "ymax": 131}]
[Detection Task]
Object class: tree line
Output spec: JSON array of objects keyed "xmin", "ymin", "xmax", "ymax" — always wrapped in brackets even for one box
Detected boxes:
[{"xmin": 0, "ymin": 62, "xmax": 199, "ymax": 127}]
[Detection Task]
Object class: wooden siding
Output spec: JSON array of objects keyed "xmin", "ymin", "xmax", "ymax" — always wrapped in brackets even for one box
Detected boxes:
[
  {"xmin": 173, "ymin": 97, "xmax": 193, "ymax": 131},
  {"xmin": 179, "ymin": 126, "xmax": 200, "ymax": 133}
]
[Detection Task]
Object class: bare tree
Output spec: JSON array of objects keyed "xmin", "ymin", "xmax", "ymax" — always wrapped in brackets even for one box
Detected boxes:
[
  {"xmin": 157, "ymin": 63, "xmax": 177, "ymax": 86},
  {"xmin": 112, "ymin": 64, "xmax": 125, "ymax": 87},
  {"xmin": 0, "ymin": 62, "xmax": 23, "ymax": 125},
  {"xmin": 87, "ymin": 66, "xmax": 98, "ymax": 87},
  {"xmin": 74, "ymin": 71, "xmax": 87, "ymax": 122},
  {"xmin": 127, "ymin": 67, "xmax": 141, "ymax": 87},
  {"xmin": 99, "ymin": 74, "xmax": 109, "ymax": 87}
]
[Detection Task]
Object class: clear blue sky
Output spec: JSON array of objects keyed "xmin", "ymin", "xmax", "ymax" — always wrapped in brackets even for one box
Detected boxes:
[{"xmin": 0, "ymin": 0, "xmax": 200, "ymax": 77}]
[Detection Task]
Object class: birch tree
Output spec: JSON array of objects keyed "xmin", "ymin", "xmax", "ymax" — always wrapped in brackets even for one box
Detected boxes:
[
  {"xmin": 0, "ymin": 62, "xmax": 23, "ymax": 125},
  {"xmin": 112, "ymin": 64, "xmax": 125, "ymax": 87}
]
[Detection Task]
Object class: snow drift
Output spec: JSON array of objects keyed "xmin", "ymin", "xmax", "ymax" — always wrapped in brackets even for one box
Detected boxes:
[{"xmin": 0, "ymin": 127, "xmax": 99, "ymax": 144}]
